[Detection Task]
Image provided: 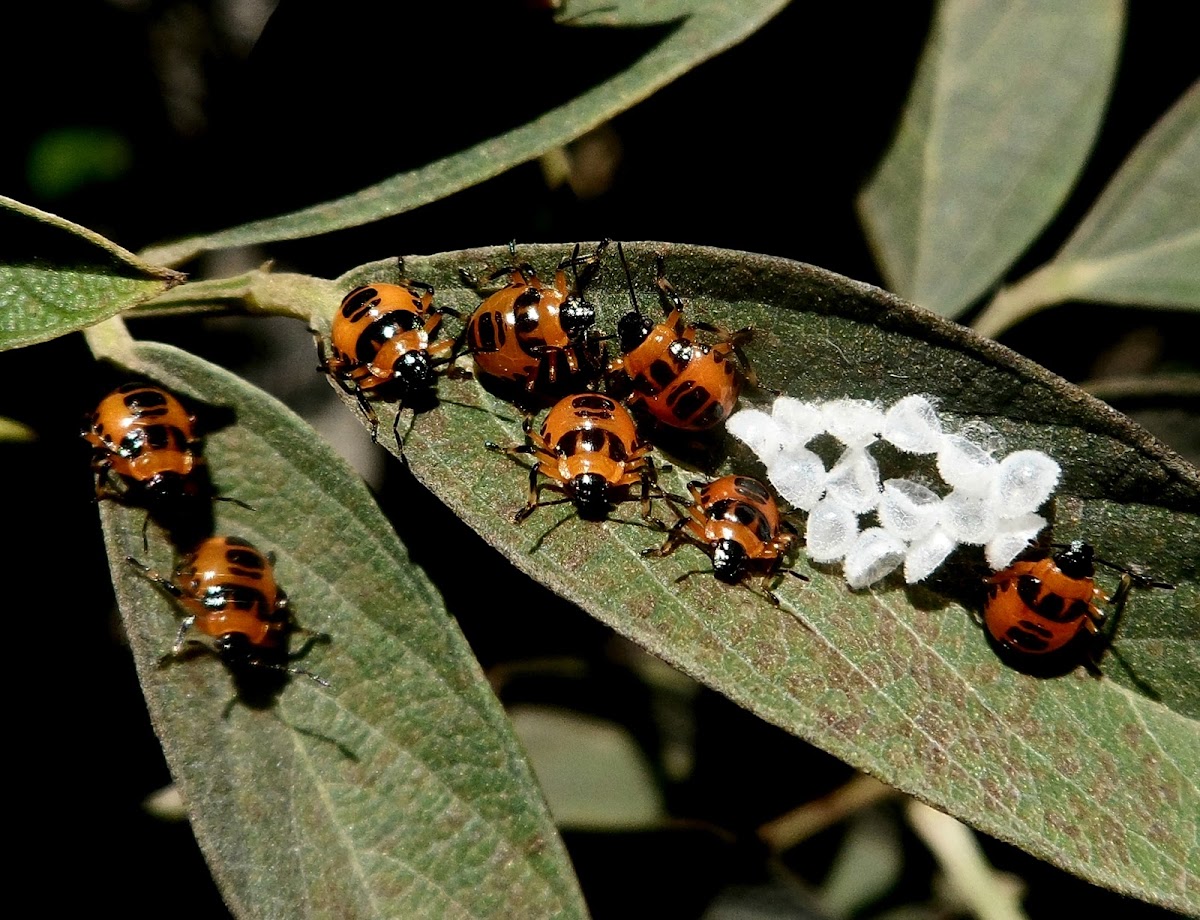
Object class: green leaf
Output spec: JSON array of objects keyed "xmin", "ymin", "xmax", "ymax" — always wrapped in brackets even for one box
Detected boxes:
[
  {"xmin": 819, "ymin": 809, "xmax": 904, "ymax": 917},
  {"xmin": 306, "ymin": 243, "xmax": 1197, "ymax": 914},
  {"xmin": 0, "ymin": 416, "xmax": 36, "ymax": 442},
  {"xmin": 26, "ymin": 127, "xmax": 132, "ymax": 199},
  {"xmin": 0, "ymin": 196, "xmax": 184, "ymax": 350},
  {"xmin": 1052, "ymin": 81, "xmax": 1200, "ymax": 304},
  {"xmin": 907, "ymin": 801, "xmax": 1028, "ymax": 920},
  {"xmin": 133, "ymin": 267, "xmax": 338, "ymax": 322},
  {"xmin": 89, "ymin": 339, "xmax": 587, "ymax": 920},
  {"xmin": 976, "ymin": 82, "xmax": 1200, "ymax": 337},
  {"xmin": 509, "ymin": 705, "xmax": 666, "ymax": 830},
  {"xmin": 549, "ymin": 0, "xmax": 698, "ymax": 27},
  {"xmin": 140, "ymin": 0, "xmax": 789, "ymax": 268},
  {"xmin": 858, "ymin": 0, "xmax": 1124, "ymax": 319}
]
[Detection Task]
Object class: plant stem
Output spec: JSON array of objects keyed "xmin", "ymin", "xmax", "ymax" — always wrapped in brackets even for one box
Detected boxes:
[{"xmin": 973, "ymin": 262, "xmax": 1080, "ymax": 339}]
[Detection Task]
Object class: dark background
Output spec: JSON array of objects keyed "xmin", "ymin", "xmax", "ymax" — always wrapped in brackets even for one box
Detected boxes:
[{"xmin": 3, "ymin": 2, "xmax": 1195, "ymax": 917}]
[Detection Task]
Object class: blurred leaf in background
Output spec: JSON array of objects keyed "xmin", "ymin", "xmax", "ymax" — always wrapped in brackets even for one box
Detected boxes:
[
  {"xmin": 858, "ymin": 0, "xmax": 1124, "ymax": 319},
  {"xmin": 26, "ymin": 127, "xmax": 132, "ymax": 200}
]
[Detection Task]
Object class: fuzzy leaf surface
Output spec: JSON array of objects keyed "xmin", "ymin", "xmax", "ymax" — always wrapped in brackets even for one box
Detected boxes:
[
  {"xmin": 0, "ymin": 196, "xmax": 182, "ymax": 350},
  {"xmin": 307, "ymin": 243, "xmax": 1197, "ymax": 914},
  {"xmin": 91, "ymin": 339, "xmax": 587, "ymax": 920}
]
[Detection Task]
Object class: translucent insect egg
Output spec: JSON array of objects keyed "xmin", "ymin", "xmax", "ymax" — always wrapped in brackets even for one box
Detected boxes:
[
  {"xmin": 878, "ymin": 478, "xmax": 941, "ymax": 542},
  {"xmin": 940, "ymin": 490, "xmax": 1000, "ymax": 545},
  {"xmin": 936, "ymin": 435, "xmax": 998, "ymax": 493},
  {"xmin": 984, "ymin": 513, "xmax": 1048, "ymax": 570},
  {"xmin": 904, "ymin": 528, "xmax": 957, "ymax": 584},
  {"xmin": 824, "ymin": 447, "xmax": 883, "ymax": 514},
  {"xmin": 881, "ymin": 395, "xmax": 943, "ymax": 454},
  {"xmin": 772, "ymin": 397, "xmax": 824, "ymax": 445},
  {"xmin": 820, "ymin": 398, "xmax": 884, "ymax": 449},
  {"xmin": 727, "ymin": 409, "xmax": 788, "ymax": 465},
  {"xmin": 843, "ymin": 528, "xmax": 906, "ymax": 589},
  {"xmin": 767, "ymin": 446, "xmax": 827, "ymax": 511},
  {"xmin": 805, "ymin": 497, "xmax": 859, "ymax": 564},
  {"xmin": 990, "ymin": 450, "xmax": 1061, "ymax": 515}
]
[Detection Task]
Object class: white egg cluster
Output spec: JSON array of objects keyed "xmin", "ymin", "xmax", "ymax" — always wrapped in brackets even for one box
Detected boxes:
[{"xmin": 726, "ymin": 395, "xmax": 1061, "ymax": 589}]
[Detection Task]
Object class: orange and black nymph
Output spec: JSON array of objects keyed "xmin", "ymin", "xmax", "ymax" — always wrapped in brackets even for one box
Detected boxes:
[
  {"xmin": 487, "ymin": 392, "xmax": 658, "ymax": 523},
  {"xmin": 608, "ymin": 248, "xmax": 753, "ymax": 432},
  {"xmin": 984, "ymin": 540, "xmax": 1171, "ymax": 659},
  {"xmin": 645, "ymin": 475, "xmax": 803, "ymax": 602},
  {"xmin": 464, "ymin": 241, "xmax": 607, "ymax": 398},
  {"xmin": 317, "ymin": 280, "xmax": 458, "ymax": 442},
  {"xmin": 83, "ymin": 382, "xmax": 215, "ymax": 544},
  {"xmin": 128, "ymin": 535, "xmax": 327, "ymax": 685}
]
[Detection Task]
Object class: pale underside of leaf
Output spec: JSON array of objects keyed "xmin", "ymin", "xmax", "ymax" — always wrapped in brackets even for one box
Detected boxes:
[
  {"xmin": 309, "ymin": 243, "xmax": 1197, "ymax": 914},
  {"xmin": 1057, "ymin": 229, "xmax": 1200, "ymax": 305},
  {"xmin": 857, "ymin": 0, "xmax": 1123, "ymax": 319},
  {"xmin": 1060, "ymin": 81, "xmax": 1200, "ymax": 266},
  {"xmin": 975, "ymin": 81, "xmax": 1200, "ymax": 336},
  {"xmin": 90, "ymin": 339, "xmax": 587, "ymax": 920},
  {"xmin": 139, "ymin": 0, "xmax": 789, "ymax": 268},
  {"xmin": 510, "ymin": 705, "xmax": 667, "ymax": 829}
]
